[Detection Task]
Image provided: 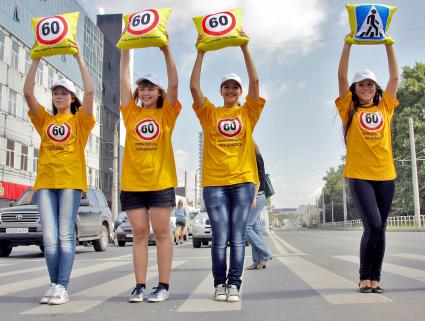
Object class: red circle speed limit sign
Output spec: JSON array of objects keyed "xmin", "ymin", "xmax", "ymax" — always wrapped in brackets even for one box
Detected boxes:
[
  {"xmin": 46, "ymin": 123, "xmax": 71, "ymax": 143},
  {"xmin": 202, "ymin": 11, "xmax": 237, "ymax": 36},
  {"xmin": 36, "ymin": 16, "xmax": 68, "ymax": 45},
  {"xmin": 127, "ymin": 10, "xmax": 160, "ymax": 35},
  {"xmin": 218, "ymin": 118, "xmax": 242, "ymax": 137},
  {"xmin": 135, "ymin": 119, "xmax": 160, "ymax": 141},
  {"xmin": 359, "ymin": 112, "xmax": 384, "ymax": 132}
]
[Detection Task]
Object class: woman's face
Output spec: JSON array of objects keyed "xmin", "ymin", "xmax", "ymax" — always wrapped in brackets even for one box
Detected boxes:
[
  {"xmin": 354, "ymin": 80, "xmax": 377, "ymax": 104},
  {"xmin": 138, "ymin": 85, "xmax": 161, "ymax": 107},
  {"xmin": 52, "ymin": 87, "xmax": 73, "ymax": 113},
  {"xmin": 177, "ymin": 201, "xmax": 183, "ymax": 209},
  {"xmin": 220, "ymin": 80, "xmax": 242, "ymax": 106}
]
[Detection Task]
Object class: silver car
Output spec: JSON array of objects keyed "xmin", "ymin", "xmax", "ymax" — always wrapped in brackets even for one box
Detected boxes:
[{"xmin": 191, "ymin": 206, "xmax": 211, "ymax": 248}]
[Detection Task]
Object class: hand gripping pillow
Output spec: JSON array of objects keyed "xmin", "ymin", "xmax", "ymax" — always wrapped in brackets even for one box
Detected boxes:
[
  {"xmin": 193, "ymin": 8, "xmax": 249, "ymax": 52},
  {"xmin": 116, "ymin": 8, "xmax": 171, "ymax": 49},
  {"xmin": 30, "ymin": 12, "xmax": 80, "ymax": 59},
  {"xmin": 345, "ymin": 4, "xmax": 397, "ymax": 45}
]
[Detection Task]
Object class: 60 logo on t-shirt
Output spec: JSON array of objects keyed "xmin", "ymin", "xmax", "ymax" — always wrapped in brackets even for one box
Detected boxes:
[
  {"xmin": 202, "ymin": 11, "xmax": 237, "ymax": 36},
  {"xmin": 359, "ymin": 111, "xmax": 384, "ymax": 132},
  {"xmin": 127, "ymin": 10, "xmax": 160, "ymax": 35},
  {"xmin": 135, "ymin": 119, "xmax": 160, "ymax": 141},
  {"xmin": 218, "ymin": 118, "xmax": 242, "ymax": 137},
  {"xmin": 46, "ymin": 123, "xmax": 71, "ymax": 143},
  {"xmin": 36, "ymin": 16, "xmax": 68, "ymax": 46}
]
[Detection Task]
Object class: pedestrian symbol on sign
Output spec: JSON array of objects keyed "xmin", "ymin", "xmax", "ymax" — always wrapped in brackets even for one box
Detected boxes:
[{"xmin": 355, "ymin": 5, "xmax": 387, "ymax": 41}]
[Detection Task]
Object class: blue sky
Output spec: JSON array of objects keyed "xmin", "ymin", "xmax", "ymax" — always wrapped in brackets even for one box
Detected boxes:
[{"xmin": 78, "ymin": 0, "xmax": 425, "ymax": 208}]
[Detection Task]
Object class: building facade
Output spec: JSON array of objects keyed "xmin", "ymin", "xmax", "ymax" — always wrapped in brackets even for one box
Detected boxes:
[{"xmin": 0, "ymin": 0, "xmax": 105, "ymax": 207}]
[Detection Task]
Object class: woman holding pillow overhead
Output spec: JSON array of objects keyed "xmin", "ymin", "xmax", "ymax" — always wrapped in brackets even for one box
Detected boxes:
[
  {"xmin": 336, "ymin": 40, "xmax": 399, "ymax": 294},
  {"xmin": 190, "ymin": 42, "xmax": 265, "ymax": 302}
]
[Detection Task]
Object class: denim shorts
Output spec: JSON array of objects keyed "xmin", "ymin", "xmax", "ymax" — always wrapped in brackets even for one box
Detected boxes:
[{"xmin": 120, "ymin": 188, "xmax": 176, "ymax": 211}]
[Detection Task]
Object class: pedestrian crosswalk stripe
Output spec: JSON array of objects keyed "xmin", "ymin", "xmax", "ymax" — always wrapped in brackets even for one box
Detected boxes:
[
  {"xmin": 177, "ymin": 272, "xmax": 242, "ymax": 312},
  {"xmin": 0, "ymin": 260, "xmax": 130, "ymax": 296},
  {"xmin": 21, "ymin": 260, "xmax": 187, "ymax": 315},
  {"xmin": 391, "ymin": 253, "xmax": 425, "ymax": 262},
  {"xmin": 277, "ymin": 256, "xmax": 392, "ymax": 304},
  {"xmin": 0, "ymin": 266, "xmax": 45, "ymax": 278},
  {"xmin": 0, "ymin": 262, "xmax": 16, "ymax": 268},
  {"xmin": 334, "ymin": 255, "xmax": 425, "ymax": 283},
  {"xmin": 270, "ymin": 232, "xmax": 306, "ymax": 255}
]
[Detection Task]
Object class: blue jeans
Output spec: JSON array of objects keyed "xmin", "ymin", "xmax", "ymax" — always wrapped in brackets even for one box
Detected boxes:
[
  {"xmin": 203, "ymin": 183, "xmax": 255, "ymax": 290},
  {"xmin": 246, "ymin": 193, "xmax": 271, "ymax": 264},
  {"xmin": 38, "ymin": 189, "xmax": 82, "ymax": 289}
]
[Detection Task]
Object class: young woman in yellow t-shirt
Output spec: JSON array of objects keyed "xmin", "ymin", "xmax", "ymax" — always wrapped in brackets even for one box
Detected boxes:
[
  {"xmin": 190, "ymin": 43, "xmax": 265, "ymax": 302},
  {"xmin": 336, "ymin": 41, "xmax": 399, "ymax": 294},
  {"xmin": 119, "ymin": 46, "xmax": 180, "ymax": 303},
  {"xmin": 24, "ymin": 40, "xmax": 95, "ymax": 305}
]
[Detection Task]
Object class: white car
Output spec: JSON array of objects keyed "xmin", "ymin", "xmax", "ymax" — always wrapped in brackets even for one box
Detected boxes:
[{"xmin": 191, "ymin": 206, "xmax": 211, "ymax": 248}]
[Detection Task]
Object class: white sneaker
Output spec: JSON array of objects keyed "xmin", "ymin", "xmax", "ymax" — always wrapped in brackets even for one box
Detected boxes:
[
  {"xmin": 146, "ymin": 287, "xmax": 170, "ymax": 303},
  {"xmin": 49, "ymin": 284, "xmax": 69, "ymax": 305},
  {"xmin": 213, "ymin": 284, "xmax": 227, "ymax": 302},
  {"xmin": 226, "ymin": 285, "xmax": 240, "ymax": 302},
  {"xmin": 40, "ymin": 283, "xmax": 56, "ymax": 304}
]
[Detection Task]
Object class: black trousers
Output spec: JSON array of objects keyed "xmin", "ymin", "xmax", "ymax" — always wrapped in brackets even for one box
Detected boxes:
[{"xmin": 348, "ymin": 178, "xmax": 395, "ymax": 281}]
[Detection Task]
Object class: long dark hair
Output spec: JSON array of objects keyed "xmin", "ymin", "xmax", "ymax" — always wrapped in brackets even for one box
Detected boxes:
[
  {"xmin": 343, "ymin": 82, "xmax": 383, "ymax": 143},
  {"xmin": 132, "ymin": 79, "xmax": 166, "ymax": 108},
  {"xmin": 52, "ymin": 94, "xmax": 82, "ymax": 115}
]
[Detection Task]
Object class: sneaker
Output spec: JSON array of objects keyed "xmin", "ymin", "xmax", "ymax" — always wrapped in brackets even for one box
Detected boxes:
[
  {"xmin": 40, "ymin": 283, "xmax": 56, "ymax": 304},
  {"xmin": 147, "ymin": 287, "xmax": 170, "ymax": 303},
  {"xmin": 49, "ymin": 284, "xmax": 69, "ymax": 305},
  {"xmin": 226, "ymin": 285, "xmax": 240, "ymax": 303},
  {"xmin": 257, "ymin": 260, "xmax": 268, "ymax": 269},
  {"xmin": 247, "ymin": 263, "xmax": 260, "ymax": 270},
  {"xmin": 213, "ymin": 284, "xmax": 227, "ymax": 302},
  {"xmin": 128, "ymin": 286, "xmax": 145, "ymax": 303}
]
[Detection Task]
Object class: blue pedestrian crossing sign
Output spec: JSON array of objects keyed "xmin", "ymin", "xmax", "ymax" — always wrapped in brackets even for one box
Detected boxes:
[{"xmin": 345, "ymin": 4, "xmax": 397, "ymax": 45}]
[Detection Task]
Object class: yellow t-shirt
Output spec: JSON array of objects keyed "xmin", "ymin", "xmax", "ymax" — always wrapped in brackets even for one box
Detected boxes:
[
  {"xmin": 120, "ymin": 99, "xmax": 182, "ymax": 191},
  {"xmin": 335, "ymin": 91, "xmax": 399, "ymax": 180},
  {"xmin": 193, "ymin": 96, "xmax": 266, "ymax": 187},
  {"xmin": 29, "ymin": 106, "xmax": 95, "ymax": 191}
]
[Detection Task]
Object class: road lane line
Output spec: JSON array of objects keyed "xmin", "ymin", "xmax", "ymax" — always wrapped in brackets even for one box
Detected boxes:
[
  {"xmin": 277, "ymin": 256, "xmax": 391, "ymax": 304},
  {"xmin": 391, "ymin": 253, "xmax": 425, "ymax": 262},
  {"xmin": 270, "ymin": 232, "xmax": 306, "ymax": 255},
  {"xmin": 335, "ymin": 255, "xmax": 425, "ymax": 282},
  {"xmin": 21, "ymin": 260, "xmax": 186, "ymax": 315},
  {"xmin": 0, "ymin": 266, "xmax": 45, "ymax": 278},
  {"xmin": 0, "ymin": 260, "xmax": 130, "ymax": 296}
]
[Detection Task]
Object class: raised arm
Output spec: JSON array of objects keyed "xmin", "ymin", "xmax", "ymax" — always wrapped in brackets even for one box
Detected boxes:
[
  {"xmin": 160, "ymin": 46, "xmax": 178, "ymax": 108},
  {"xmin": 241, "ymin": 44, "xmax": 260, "ymax": 100},
  {"xmin": 385, "ymin": 44, "xmax": 399, "ymax": 98},
  {"xmin": 338, "ymin": 42, "xmax": 352, "ymax": 99},
  {"xmin": 190, "ymin": 51, "xmax": 206, "ymax": 109},
  {"xmin": 120, "ymin": 49, "xmax": 133, "ymax": 108},
  {"xmin": 23, "ymin": 59, "xmax": 41, "ymax": 115}
]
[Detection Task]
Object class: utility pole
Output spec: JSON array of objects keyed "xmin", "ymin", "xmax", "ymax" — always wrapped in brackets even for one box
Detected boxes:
[
  {"xmin": 331, "ymin": 199, "xmax": 334, "ymax": 222},
  {"xmin": 322, "ymin": 189, "xmax": 326, "ymax": 223},
  {"xmin": 194, "ymin": 168, "xmax": 199, "ymax": 209},
  {"xmin": 409, "ymin": 117, "xmax": 421, "ymax": 228},
  {"xmin": 184, "ymin": 170, "xmax": 187, "ymax": 198},
  {"xmin": 343, "ymin": 178, "xmax": 348, "ymax": 222}
]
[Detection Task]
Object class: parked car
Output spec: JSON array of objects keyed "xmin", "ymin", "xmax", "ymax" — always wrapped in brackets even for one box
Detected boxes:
[
  {"xmin": 191, "ymin": 206, "xmax": 211, "ymax": 248},
  {"xmin": 116, "ymin": 219, "xmax": 175, "ymax": 247},
  {"xmin": 0, "ymin": 188, "xmax": 113, "ymax": 257}
]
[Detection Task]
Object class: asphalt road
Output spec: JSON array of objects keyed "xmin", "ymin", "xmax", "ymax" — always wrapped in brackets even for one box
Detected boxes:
[{"xmin": 1, "ymin": 229, "xmax": 424, "ymax": 321}]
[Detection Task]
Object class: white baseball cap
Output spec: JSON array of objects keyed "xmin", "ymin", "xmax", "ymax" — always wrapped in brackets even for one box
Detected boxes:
[
  {"xmin": 50, "ymin": 79, "xmax": 77, "ymax": 95},
  {"xmin": 352, "ymin": 69, "xmax": 378, "ymax": 84},
  {"xmin": 136, "ymin": 73, "xmax": 162, "ymax": 88},
  {"xmin": 221, "ymin": 73, "xmax": 242, "ymax": 88}
]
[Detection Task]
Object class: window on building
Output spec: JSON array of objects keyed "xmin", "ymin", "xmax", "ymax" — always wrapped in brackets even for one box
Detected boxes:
[
  {"xmin": 6, "ymin": 139, "xmax": 15, "ymax": 168},
  {"xmin": 0, "ymin": 84, "xmax": 3, "ymax": 111},
  {"xmin": 95, "ymin": 136, "xmax": 100, "ymax": 155},
  {"xmin": 36, "ymin": 62, "xmax": 43, "ymax": 86},
  {"xmin": 33, "ymin": 148, "xmax": 39, "ymax": 172},
  {"xmin": 88, "ymin": 167, "xmax": 93, "ymax": 186},
  {"xmin": 89, "ymin": 134, "xmax": 93, "ymax": 153},
  {"xmin": 22, "ymin": 98, "xmax": 29, "ymax": 121},
  {"xmin": 24, "ymin": 50, "xmax": 30, "ymax": 74},
  {"xmin": 95, "ymin": 104, "xmax": 100, "ymax": 123},
  {"xmin": 0, "ymin": 31, "xmax": 5, "ymax": 61},
  {"xmin": 20, "ymin": 145, "xmax": 28, "ymax": 171},
  {"xmin": 13, "ymin": 5, "xmax": 20, "ymax": 22},
  {"xmin": 11, "ymin": 40, "xmax": 19, "ymax": 70},
  {"xmin": 94, "ymin": 169, "xmax": 100, "ymax": 188},
  {"xmin": 48, "ymin": 67, "xmax": 54, "ymax": 88},
  {"xmin": 8, "ymin": 89, "xmax": 17, "ymax": 117}
]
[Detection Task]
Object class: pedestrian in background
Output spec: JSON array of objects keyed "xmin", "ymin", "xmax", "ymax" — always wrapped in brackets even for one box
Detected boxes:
[
  {"xmin": 336, "ymin": 40, "xmax": 399, "ymax": 294},
  {"xmin": 246, "ymin": 143, "xmax": 272, "ymax": 270},
  {"xmin": 174, "ymin": 199, "xmax": 186, "ymax": 245},
  {"xmin": 190, "ymin": 43, "xmax": 265, "ymax": 302},
  {"xmin": 24, "ymin": 40, "xmax": 95, "ymax": 305},
  {"xmin": 119, "ymin": 44, "xmax": 180, "ymax": 303}
]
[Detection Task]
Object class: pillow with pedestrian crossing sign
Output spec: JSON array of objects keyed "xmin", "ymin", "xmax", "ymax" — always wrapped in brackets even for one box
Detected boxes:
[
  {"xmin": 345, "ymin": 4, "xmax": 397, "ymax": 45},
  {"xmin": 30, "ymin": 12, "xmax": 80, "ymax": 59},
  {"xmin": 116, "ymin": 8, "xmax": 171, "ymax": 49},
  {"xmin": 193, "ymin": 8, "xmax": 249, "ymax": 52}
]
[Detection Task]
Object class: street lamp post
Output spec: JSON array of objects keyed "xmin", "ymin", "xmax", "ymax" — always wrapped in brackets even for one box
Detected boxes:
[
  {"xmin": 194, "ymin": 168, "xmax": 199, "ymax": 209},
  {"xmin": 111, "ymin": 119, "xmax": 120, "ymax": 221}
]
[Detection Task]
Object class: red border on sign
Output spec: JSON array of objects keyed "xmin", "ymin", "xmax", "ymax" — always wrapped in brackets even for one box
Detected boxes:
[
  {"xmin": 127, "ymin": 10, "xmax": 160, "ymax": 35},
  {"xmin": 359, "ymin": 112, "xmax": 384, "ymax": 131},
  {"xmin": 135, "ymin": 119, "xmax": 160, "ymax": 141},
  {"xmin": 46, "ymin": 123, "xmax": 71, "ymax": 143},
  {"xmin": 218, "ymin": 118, "xmax": 242, "ymax": 137},
  {"xmin": 201, "ymin": 11, "xmax": 237, "ymax": 36},
  {"xmin": 36, "ymin": 16, "xmax": 68, "ymax": 45}
]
